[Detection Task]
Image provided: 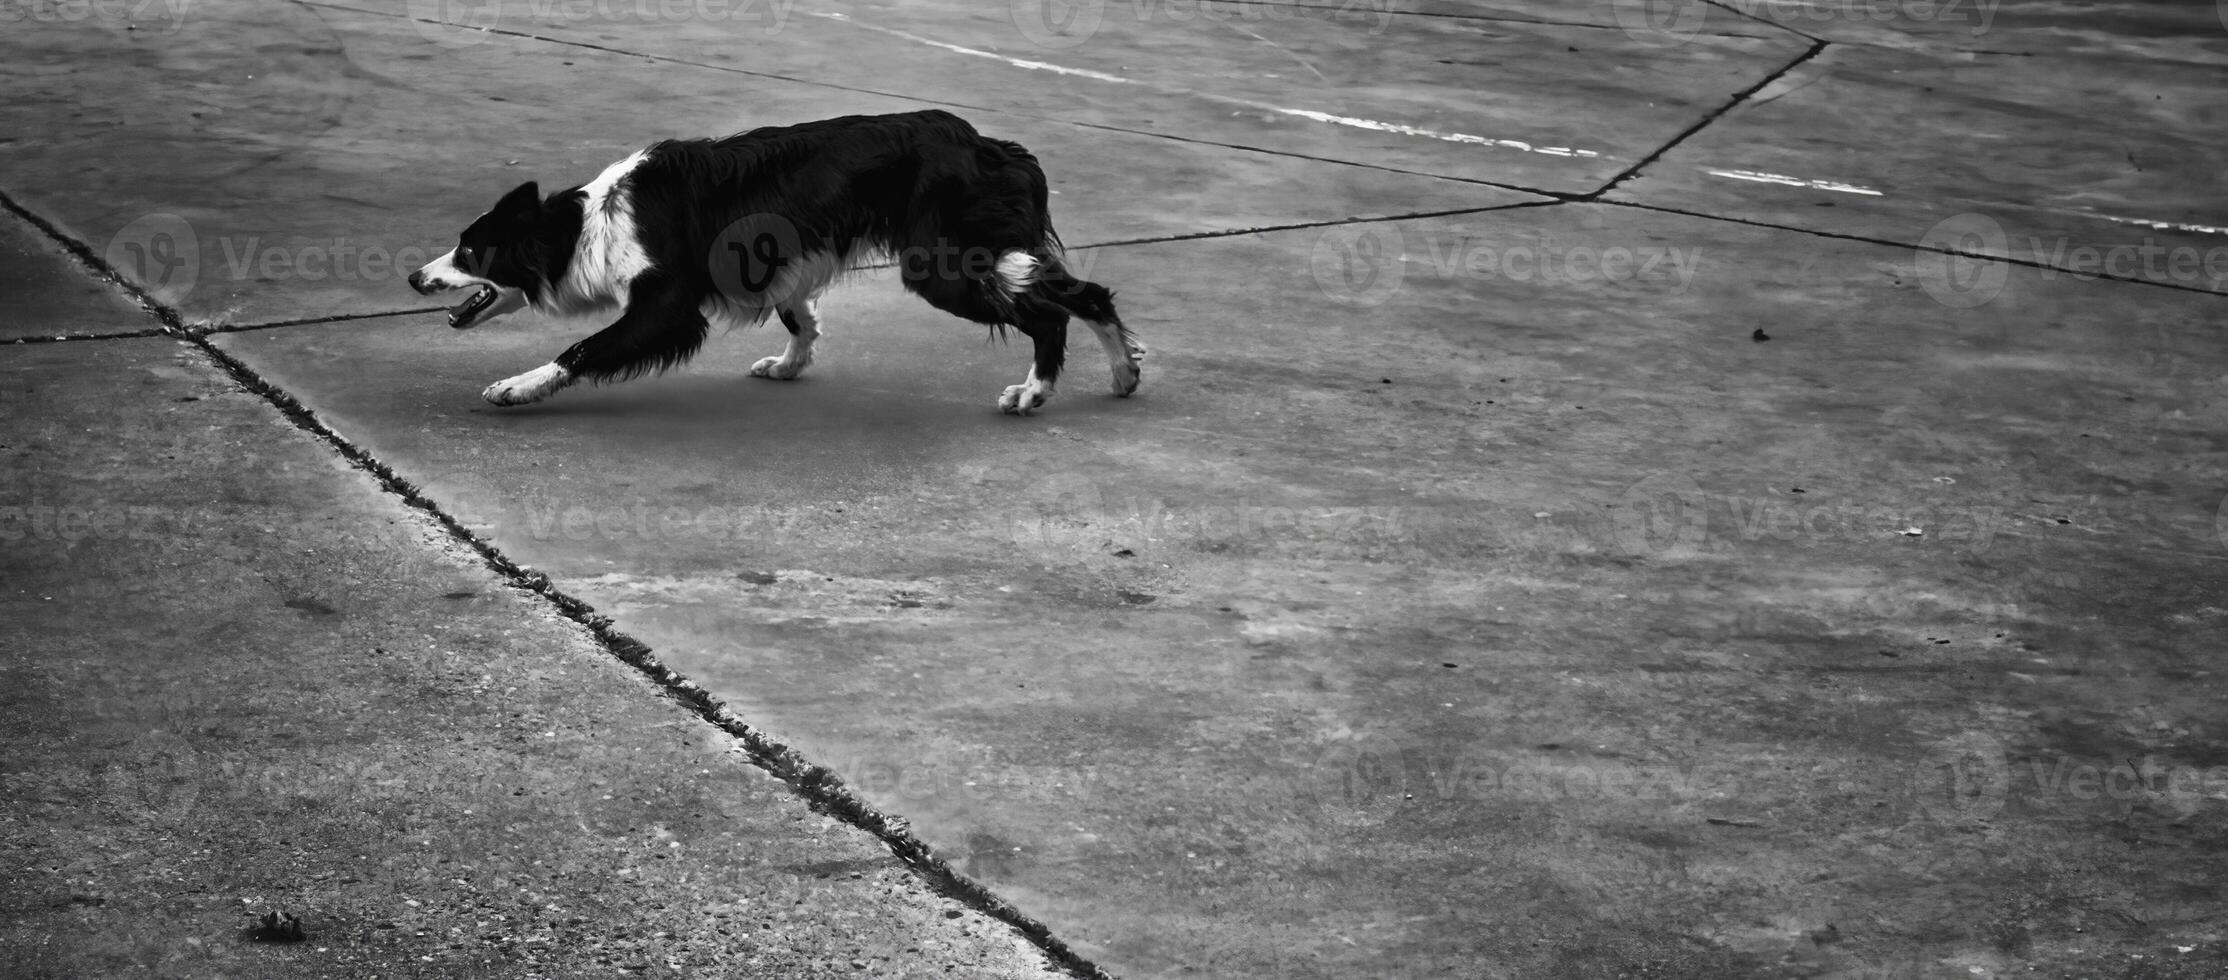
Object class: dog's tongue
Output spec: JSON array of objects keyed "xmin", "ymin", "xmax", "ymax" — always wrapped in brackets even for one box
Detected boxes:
[
  {"xmin": 448, "ymin": 287, "xmax": 493, "ymax": 326},
  {"xmin": 449, "ymin": 287, "xmax": 526, "ymax": 329}
]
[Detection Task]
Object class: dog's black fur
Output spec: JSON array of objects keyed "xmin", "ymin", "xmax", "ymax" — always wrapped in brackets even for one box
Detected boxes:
[{"xmin": 409, "ymin": 110, "xmax": 1141, "ymax": 413}]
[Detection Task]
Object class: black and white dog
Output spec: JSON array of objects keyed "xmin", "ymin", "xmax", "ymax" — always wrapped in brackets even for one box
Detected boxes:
[{"xmin": 407, "ymin": 110, "xmax": 1141, "ymax": 414}]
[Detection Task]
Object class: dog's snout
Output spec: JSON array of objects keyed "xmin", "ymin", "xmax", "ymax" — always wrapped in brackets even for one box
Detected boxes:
[{"xmin": 407, "ymin": 269, "xmax": 432, "ymax": 294}]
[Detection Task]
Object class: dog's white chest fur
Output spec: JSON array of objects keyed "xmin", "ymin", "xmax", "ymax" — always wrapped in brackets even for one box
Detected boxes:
[{"xmin": 555, "ymin": 150, "xmax": 653, "ymax": 310}]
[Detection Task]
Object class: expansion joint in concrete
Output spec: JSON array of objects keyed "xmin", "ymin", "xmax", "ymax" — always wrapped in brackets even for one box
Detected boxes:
[
  {"xmin": 201, "ymin": 308, "xmax": 451, "ymax": 336},
  {"xmin": 0, "ymin": 185, "xmax": 1117, "ymax": 980},
  {"xmin": 1697, "ymin": 0, "xmax": 1825, "ymax": 43},
  {"xmin": 0, "ymin": 187, "xmax": 193, "ymax": 338},
  {"xmin": 1077, "ymin": 199, "xmax": 1563, "ymax": 250},
  {"xmin": 1588, "ymin": 38, "xmax": 1832, "ymax": 198},
  {"xmin": 4, "ymin": 328, "xmax": 172, "ymax": 345},
  {"xmin": 1610, "ymin": 199, "xmax": 2228, "ymax": 298}
]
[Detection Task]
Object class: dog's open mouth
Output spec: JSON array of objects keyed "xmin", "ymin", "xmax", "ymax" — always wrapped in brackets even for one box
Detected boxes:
[
  {"xmin": 446, "ymin": 285, "xmax": 525, "ymax": 330},
  {"xmin": 449, "ymin": 286, "xmax": 497, "ymax": 328}
]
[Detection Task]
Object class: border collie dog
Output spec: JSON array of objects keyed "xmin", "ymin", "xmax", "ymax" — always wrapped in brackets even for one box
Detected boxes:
[{"xmin": 406, "ymin": 110, "xmax": 1141, "ymax": 415}]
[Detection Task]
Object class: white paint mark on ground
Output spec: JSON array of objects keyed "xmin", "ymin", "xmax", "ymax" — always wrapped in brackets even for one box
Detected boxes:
[
  {"xmin": 1704, "ymin": 169, "xmax": 1883, "ymax": 196},
  {"xmin": 2089, "ymin": 213, "xmax": 2228, "ymax": 236},
  {"xmin": 814, "ymin": 11, "xmax": 1603, "ymax": 161},
  {"xmin": 814, "ymin": 13, "xmax": 1131, "ymax": 83}
]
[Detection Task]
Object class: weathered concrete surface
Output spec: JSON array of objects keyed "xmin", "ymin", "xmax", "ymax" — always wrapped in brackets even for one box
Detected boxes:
[
  {"xmin": 0, "ymin": 208, "xmax": 149, "ymax": 341},
  {"xmin": 0, "ymin": 337, "xmax": 1063, "ymax": 978},
  {"xmin": 350, "ymin": 0, "xmax": 1809, "ymax": 192},
  {"xmin": 6, "ymin": 0, "xmax": 2228, "ymax": 977},
  {"xmin": 1627, "ymin": 0, "xmax": 2228, "ymax": 61},
  {"xmin": 0, "ymin": 1, "xmax": 1538, "ymax": 327},
  {"xmin": 1607, "ymin": 42, "xmax": 2228, "ymax": 283},
  {"xmin": 215, "ymin": 201, "xmax": 2228, "ymax": 978}
]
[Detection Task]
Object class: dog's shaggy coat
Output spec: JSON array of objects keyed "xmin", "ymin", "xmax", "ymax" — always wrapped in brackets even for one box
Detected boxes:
[{"xmin": 407, "ymin": 110, "xmax": 1141, "ymax": 413}]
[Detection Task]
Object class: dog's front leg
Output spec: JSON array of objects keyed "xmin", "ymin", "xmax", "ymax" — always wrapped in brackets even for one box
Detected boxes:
[
  {"xmin": 750, "ymin": 298, "xmax": 822, "ymax": 381},
  {"xmin": 483, "ymin": 273, "xmax": 710, "ymax": 407}
]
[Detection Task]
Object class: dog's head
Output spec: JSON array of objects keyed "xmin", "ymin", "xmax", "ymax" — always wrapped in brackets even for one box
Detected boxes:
[{"xmin": 408, "ymin": 181, "xmax": 544, "ymax": 329}]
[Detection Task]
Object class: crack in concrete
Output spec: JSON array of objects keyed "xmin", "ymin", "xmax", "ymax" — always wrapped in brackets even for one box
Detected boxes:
[
  {"xmin": 1590, "ymin": 39, "xmax": 1832, "ymax": 197},
  {"xmin": 1050, "ymin": 117, "xmax": 1565, "ymax": 197},
  {"xmin": 4, "ymin": 327, "xmax": 172, "ymax": 345},
  {"xmin": 202, "ymin": 307, "xmax": 448, "ymax": 336},
  {"xmin": 1224, "ymin": 0, "xmax": 1787, "ymax": 39},
  {"xmin": 0, "ymin": 189, "xmax": 194, "ymax": 339},
  {"xmin": 1609, "ymin": 199, "xmax": 2228, "ymax": 298},
  {"xmin": 1071, "ymin": 200, "xmax": 1563, "ymax": 249},
  {"xmin": 304, "ymin": 0, "xmax": 1598, "ymax": 188},
  {"xmin": 1698, "ymin": 0, "xmax": 1825, "ymax": 43},
  {"xmin": 1, "ymin": 187, "xmax": 1116, "ymax": 980}
]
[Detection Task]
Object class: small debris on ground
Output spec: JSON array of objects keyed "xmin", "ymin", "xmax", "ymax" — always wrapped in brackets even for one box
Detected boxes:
[{"xmin": 246, "ymin": 910, "xmax": 306, "ymax": 942}]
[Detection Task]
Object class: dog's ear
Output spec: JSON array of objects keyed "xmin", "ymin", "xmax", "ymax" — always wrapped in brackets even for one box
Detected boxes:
[{"xmin": 494, "ymin": 181, "xmax": 542, "ymax": 222}]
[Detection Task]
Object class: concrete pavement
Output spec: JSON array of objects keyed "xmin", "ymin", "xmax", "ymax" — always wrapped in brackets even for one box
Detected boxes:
[
  {"xmin": 0, "ymin": 243, "xmax": 1067, "ymax": 976},
  {"xmin": 5, "ymin": 1, "xmax": 2228, "ymax": 978}
]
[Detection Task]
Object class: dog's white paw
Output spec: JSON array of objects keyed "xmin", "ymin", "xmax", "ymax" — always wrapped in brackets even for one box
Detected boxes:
[
  {"xmin": 749, "ymin": 355, "xmax": 806, "ymax": 380},
  {"xmin": 483, "ymin": 363, "xmax": 572, "ymax": 406},
  {"xmin": 1111, "ymin": 360, "xmax": 1141, "ymax": 397},
  {"xmin": 1109, "ymin": 338, "xmax": 1144, "ymax": 396},
  {"xmin": 999, "ymin": 382, "xmax": 1050, "ymax": 415}
]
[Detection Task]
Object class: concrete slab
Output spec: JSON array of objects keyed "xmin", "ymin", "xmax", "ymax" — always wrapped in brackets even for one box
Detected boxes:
[
  {"xmin": 0, "ymin": 207, "xmax": 150, "ymax": 341},
  {"xmin": 214, "ymin": 201, "xmax": 2228, "ymax": 977},
  {"xmin": 0, "ymin": 0, "xmax": 1538, "ymax": 327},
  {"xmin": 350, "ymin": 0, "xmax": 1811, "ymax": 193},
  {"xmin": 0, "ymin": 337, "xmax": 1063, "ymax": 979},
  {"xmin": 1608, "ymin": 0, "xmax": 2228, "ymax": 62},
  {"xmin": 1608, "ymin": 43, "xmax": 2228, "ymax": 288},
  {"xmin": 10, "ymin": 0, "xmax": 2228, "ymax": 977}
]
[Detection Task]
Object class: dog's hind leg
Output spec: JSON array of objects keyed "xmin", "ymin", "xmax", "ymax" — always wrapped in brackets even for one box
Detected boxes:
[
  {"xmin": 485, "ymin": 272, "xmax": 708, "ymax": 406},
  {"xmin": 1030, "ymin": 259, "xmax": 1141, "ymax": 397},
  {"xmin": 750, "ymin": 297, "xmax": 821, "ymax": 381},
  {"xmin": 998, "ymin": 295, "xmax": 1068, "ymax": 416}
]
